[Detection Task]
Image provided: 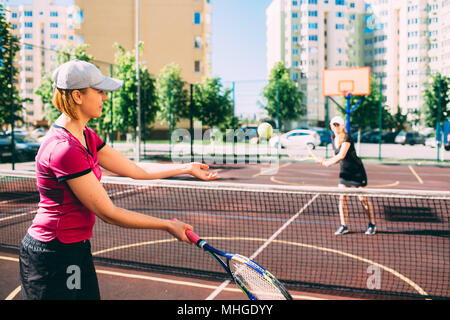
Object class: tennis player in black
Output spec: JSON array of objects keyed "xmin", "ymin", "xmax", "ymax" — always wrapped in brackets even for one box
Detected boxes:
[{"xmin": 317, "ymin": 116, "xmax": 376, "ymax": 235}]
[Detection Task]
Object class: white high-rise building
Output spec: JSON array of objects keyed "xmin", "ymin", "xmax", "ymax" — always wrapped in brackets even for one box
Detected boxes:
[
  {"xmin": 266, "ymin": 0, "xmax": 366, "ymax": 126},
  {"xmin": 5, "ymin": 0, "xmax": 77, "ymax": 126},
  {"xmin": 365, "ymin": 0, "xmax": 449, "ymax": 122},
  {"xmin": 267, "ymin": 0, "xmax": 450, "ymax": 127}
]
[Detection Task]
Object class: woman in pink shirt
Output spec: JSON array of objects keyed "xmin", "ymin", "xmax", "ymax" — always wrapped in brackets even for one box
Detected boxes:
[{"xmin": 19, "ymin": 60, "xmax": 218, "ymax": 300}]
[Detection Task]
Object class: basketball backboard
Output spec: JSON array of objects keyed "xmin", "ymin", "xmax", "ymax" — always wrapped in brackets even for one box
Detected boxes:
[{"xmin": 323, "ymin": 67, "xmax": 371, "ymax": 97}]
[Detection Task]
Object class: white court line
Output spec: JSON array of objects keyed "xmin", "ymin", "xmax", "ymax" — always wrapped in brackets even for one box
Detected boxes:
[
  {"xmin": 0, "ymin": 255, "xmax": 323, "ymax": 300},
  {"xmin": 408, "ymin": 166, "xmax": 424, "ymax": 184},
  {"xmin": 0, "ymin": 210, "xmax": 36, "ymax": 223},
  {"xmin": 205, "ymin": 193, "xmax": 320, "ymax": 300}
]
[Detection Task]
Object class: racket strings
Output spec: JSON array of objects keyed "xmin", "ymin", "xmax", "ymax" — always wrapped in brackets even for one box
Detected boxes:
[{"xmin": 229, "ymin": 258, "xmax": 288, "ymax": 300}]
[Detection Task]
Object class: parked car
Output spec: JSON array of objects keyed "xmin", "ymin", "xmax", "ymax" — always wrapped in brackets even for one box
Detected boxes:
[
  {"xmin": 446, "ymin": 132, "xmax": 450, "ymax": 151},
  {"xmin": 0, "ymin": 133, "xmax": 12, "ymax": 162},
  {"xmin": 270, "ymin": 129, "xmax": 320, "ymax": 149},
  {"xmin": 394, "ymin": 131, "xmax": 426, "ymax": 145},
  {"xmin": 0, "ymin": 134, "xmax": 40, "ymax": 162},
  {"xmin": 315, "ymin": 129, "xmax": 332, "ymax": 146},
  {"xmin": 382, "ymin": 131, "xmax": 399, "ymax": 143},
  {"xmin": 360, "ymin": 131, "xmax": 382, "ymax": 143}
]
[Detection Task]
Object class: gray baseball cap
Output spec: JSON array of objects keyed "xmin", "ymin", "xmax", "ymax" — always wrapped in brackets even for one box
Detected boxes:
[{"xmin": 52, "ymin": 60, "xmax": 123, "ymax": 91}]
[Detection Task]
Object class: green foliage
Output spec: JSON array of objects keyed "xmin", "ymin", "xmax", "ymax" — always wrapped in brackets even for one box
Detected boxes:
[
  {"xmin": 110, "ymin": 43, "xmax": 158, "ymax": 136},
  {"xmin": 192, "ymin": 78, "xmax": 237, "ymax": 130},
  {"xmin": 155, "ymin": 63, "xmax": 189, "ymax": 129},
  {"xmin": 34, "ymin": 44, "xmax": 94, "ymax": 124},
  {"xmin": 423, "ymin": 73, "xmax": 450, "ymax": 128},
  {"xmin": 0, "ymin": 3, "xmax": 23, "ymax": 127},
  {"xmin": 262, "ymin": 62, "xmax": 305, "ymax": 131}
]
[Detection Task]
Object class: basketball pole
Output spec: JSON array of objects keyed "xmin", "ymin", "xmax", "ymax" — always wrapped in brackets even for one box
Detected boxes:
[{"xmin": 328, "ymin": 94, "xmax": 363, "ymax": 133}]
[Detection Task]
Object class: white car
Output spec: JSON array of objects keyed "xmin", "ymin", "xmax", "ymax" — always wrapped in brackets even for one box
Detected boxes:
[{"xmin": 270, "ymin": 129, "xmax": 320, "ymax": 149}]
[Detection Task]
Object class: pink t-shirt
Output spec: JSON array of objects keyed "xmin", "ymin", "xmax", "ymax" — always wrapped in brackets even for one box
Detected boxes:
[{"xmin": 28, "ymin": 124, "xmax": 105, "ymax": 243}]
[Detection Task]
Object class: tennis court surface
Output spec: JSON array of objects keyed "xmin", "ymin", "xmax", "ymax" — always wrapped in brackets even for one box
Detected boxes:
[{"xmin": 1, "ymin": 168, "xmax": 449, "ymax": 300}]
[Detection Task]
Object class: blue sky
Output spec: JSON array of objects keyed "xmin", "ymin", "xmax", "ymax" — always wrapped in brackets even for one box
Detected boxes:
[{"xmin": 4, "ymin": 0, "xmax": 272, "ymax": 117}]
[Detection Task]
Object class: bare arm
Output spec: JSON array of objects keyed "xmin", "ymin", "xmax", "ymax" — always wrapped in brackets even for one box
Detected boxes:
[
  {"xmin": 97, "ymin": 145, "xmax": 218, "ymax": 180},
  {"xmin": 320, "ymin": 142, "xmax": 351, "ymax": 167},
  {"xmin": 66, "ymin": 171, "xmax": 192, "ymax": 243}
]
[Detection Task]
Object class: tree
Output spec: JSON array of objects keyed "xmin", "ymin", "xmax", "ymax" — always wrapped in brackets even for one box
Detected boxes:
[
  {"xmin": 109, "ymin": 43, "xmax": 158, "ymax": 139},
  {"xmin": 34, "ymin": 44, "xmax": 94, "ymax": 124},
  {"xmin": 192, "ymin": 77, "xmax": 236, "ymax": 130},
  {"xmin": 344, "ymin": 77, "xmax": 394, "ymax": 131},
  {"xmin": 0, "ymin": 3, "xmax": 23, "ymax": 127},
  {"xmin": 424, "ymin": 73, "xmax": 450, "ymax": 128},
  {"xmin": 392, "ymin": 107, "xmax": 407, "ymax": 132},
  {"xmin": 262, "ymin": 62, "xmax": 305, "ymax": 131},
  {"xmin": 155, "ymin": 63, "xmax": 189, "ymax": 131}
]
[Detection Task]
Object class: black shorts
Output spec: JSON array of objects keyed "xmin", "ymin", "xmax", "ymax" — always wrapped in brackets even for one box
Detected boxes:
[{"xmin": 19, "ymin": 233, "xmax": 100, "ymax": 300}]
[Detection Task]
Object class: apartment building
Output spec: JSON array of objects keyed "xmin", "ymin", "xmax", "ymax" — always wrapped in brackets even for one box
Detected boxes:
[
  {"xmin": 73, "ymin": 0, "xmax": 212, "ymax": 85},
  {"xmin": 364, "ymin": 0, "xmax": 449, "ymax": 121},
  {"xmin": 267, "ymin": 0, "xmax": 450, "ymax": 126},
  {"xmin": 5, "ymin": 0, "xmax": 78, "ymax": 125},
  {"xmin": 266, "ymin": 0, "xmax": 366, "ymax": 126}
]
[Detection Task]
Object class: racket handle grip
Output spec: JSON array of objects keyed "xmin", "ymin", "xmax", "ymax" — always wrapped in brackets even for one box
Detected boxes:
[{"xmin": 185, "ymin": 230, "xmax": 201, "ymax": 245}]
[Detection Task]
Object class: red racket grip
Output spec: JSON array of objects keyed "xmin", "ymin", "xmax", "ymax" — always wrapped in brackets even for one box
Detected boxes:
[{"xmin": 185, "ymin": 230, "xmax": 201, "ymax": 245}]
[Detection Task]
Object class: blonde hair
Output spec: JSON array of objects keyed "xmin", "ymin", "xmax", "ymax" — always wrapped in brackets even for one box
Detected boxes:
[
  {"xmin": 52, "ymin": 88, "xmax": 87, "ymax": 120},
  {"xmin": 337, "ymin": 128, "xmax": 348, "ymax": 147},
  {"xmin": 332, "ymin": 128, "xmax": 348, "ymax": 147}
]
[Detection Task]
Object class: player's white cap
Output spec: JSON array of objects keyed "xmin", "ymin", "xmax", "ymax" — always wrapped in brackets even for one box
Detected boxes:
[
  {"xmin": 330, "ymin": 116, "xmax": 345, "ymax": 126},
  {"xmin": 52, "ymin": 60, "xmax": 123, "ymax": 91}
]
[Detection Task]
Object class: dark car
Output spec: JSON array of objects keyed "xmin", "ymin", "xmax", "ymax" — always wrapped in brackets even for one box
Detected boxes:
[
  {"xmin": 0, "ymin": 134, "xmax": 40, "ymax": 162},
  {"xmin": 382, "ymin": 131, "xmax": 399, "ymax": 143},
  {"xmin": 360, "ymin": 131, "xmax": 382, "ymax": 143},
  {"xmin": 394, "ymin": 131, "xmax": 426, "ymax": 145},
  {"xmin": 0, "ymin": 133, "xmax": 12, "ymax": 162},
  {"xmin": 315, "ymin": 129, "xmax": 332, "ymax": 146}
]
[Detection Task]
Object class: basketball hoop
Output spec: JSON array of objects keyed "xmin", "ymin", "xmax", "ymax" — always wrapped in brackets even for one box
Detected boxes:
[{"xmin": 323, "ymin": 67, "xmax": 370, "ymax": 97}]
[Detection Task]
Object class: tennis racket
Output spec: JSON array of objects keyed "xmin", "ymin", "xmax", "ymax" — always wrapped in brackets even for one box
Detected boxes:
[{"xmin": 185, "ymin": 230, "xmax": 292, "ymax": 300}]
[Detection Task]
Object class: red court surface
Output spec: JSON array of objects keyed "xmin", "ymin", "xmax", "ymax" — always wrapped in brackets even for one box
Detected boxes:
[{"xmin": 1, "ymin": 162, "xmax": 448, "ymax": 301}]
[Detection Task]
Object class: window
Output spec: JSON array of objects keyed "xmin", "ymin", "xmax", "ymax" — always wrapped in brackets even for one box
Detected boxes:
[
  {"xmin": 194, "ymin": 61, "xmax": 202, "ymax": 73},
  {"xmin": 292, "ymin": 49, "xmax": 299, "ymax": 55},
  {"xmin": 194, "ymin": 36, "xmax": 202, "ymax": 49},
  {"xmin": 194, "ymin": 12, "xmax": 201, "ymax": 24},
  {"xmin": 309, "ymin": 23, "xmax": 318, "ymax": 29},
  {"xmin": 335, "ymin": 0, "xmax": 345, "ymax": 5},
  {"xmin": 336, "ymin": 12, "xmax": 344, "ymax": 18},
  {"xmin": 292, "ymin": 12, "xmax": 298, "ymax": 18},
  {"xmin": 50, "ymin": 11, "xmax": 58, "ymax": 17},
  {"xmin": 50, "ymin": 34, "xmax": 59, "ymax": 39},
  {"xmin": 292, "ymin": 36, "xmax": 298, "ymax": 43},
  {"xmin": 24, "ymin": 22, "xmax": 33, "ymax": 28},
  {"xmin": 335, "ymin": 24, "xmax": 345, "ymax": 30},
  {"xmin": 24, "ymin": 34, "xmax": 32, "ymax": 39},
  {"xmin": 24, "ymin": 11, "xmax": 33, "ymax": 17},
  {"xmin": 50, "ymin": 23, "xmax": 58, "ymax": 28},
  {"xmin": 309, "ymin": 35, "xmax": 318, "ymax": 41},
  {"xmin": 12, "ymin": 13, "xmax": 18, "ymax": 18},
  {"xmin": 308, "ymin": 11, "xmax": 318, "ymax": 17}
]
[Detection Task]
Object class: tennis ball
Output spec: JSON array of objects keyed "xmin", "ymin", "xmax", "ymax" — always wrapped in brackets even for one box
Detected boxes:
[{"xmin": 257, "ymin": 122, "xmax": 273, "ymax": 139}]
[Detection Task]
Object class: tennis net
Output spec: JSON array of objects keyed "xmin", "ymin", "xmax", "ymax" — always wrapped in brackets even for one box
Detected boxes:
[{"xmin": 1, "ymin": 170, "xmax": 449, "ymax": 299}]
